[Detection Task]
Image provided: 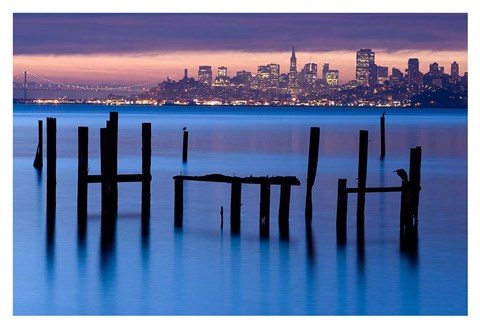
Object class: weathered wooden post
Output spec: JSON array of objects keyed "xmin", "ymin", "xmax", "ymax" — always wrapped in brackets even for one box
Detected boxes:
[
  {"xmin": 409, "ymin": 146, "xmax": 422, "ymax": 223},
  {"xmin": 278, "ymin": 183, "xmax": 291, "ymax": 239},
  {"xmin": 77, "ymin": 126, "xmax": 89, "ymax": 218},
  {"xmin": 356, "ymin": 130, "xmax": 368, "ymax": 236},
  {"xmin": 174, "ymin": 178, "xmax": 184, "ymax": 227},
  {"xmin": 142, "ymin": 123, "xmax": 151, "ymax": 218},
  {"xmin": 33, "ymin": 120, "xmax": 43, "ymax": 169},
  {"xmin": 380, "ymin": 114, "xmax": 386, "ymax": 159},
  {"xmin": 100, "ymin": 127, "xmax": 113, "ymax": 219},
  {"xmin": 107, "ymin": 112, "xmax": 118, "ymax": 216},
  {"xmin": 305, "ymin": 127, "xmax": 320, "ymax": 224},
  {"xmin": 46, "ymin": 117, "xmax": 56, "ymax": 218},
  {"xmin": 336, "ymin": 178, "xmax": 348, "ymax": 244},
  {"xmin": 259, "ymin": 182, "xmax": 271, "ymax": 237},
  {"xmin": 230, "ymin": 181, "xmax": 242, "ymax": 233},
  {"xmin": 182, "ymin": 130, "xmax": 189, "ymax": 162}
]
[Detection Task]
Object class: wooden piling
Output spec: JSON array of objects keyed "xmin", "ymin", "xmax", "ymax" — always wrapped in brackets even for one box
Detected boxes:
[
  {"xmin": 336, "ymin": 178, "xmax": 348, "ymax": 244},
  {"xmin": 100, "ymin": 127, "xmax": 113, "ymax": 219},
  {"xmin": 142, "ymin": 123, "xmax": 151, "ymax": 218},
  {"xmin": 46, "ymin": 117, "xmax": 56, "ymax": 218},
  {"xmin": 356, "ymin": 130, "xmax": 368, "ymax": 230},
  {"xmin": 174, "ymin": 179, "xmax": 184, "ymax": 227},
  {"xmin": 409, "ymin": 146, "xmax": 422, "ymax": 223},
  {"xmin": 182, "ymin": 130, "xmax": 189, "ymax": 162},
  {"xmin": 259, "ymin": 182, "xmax": 271, "ymax": 237},
  {"xmin": 108, "ymin": 112, "xmax": 118, "ymax": 216},
  {"xmin": 380, "ymin": 115, "xmax": 385, "ymax": 159},
  {"xmin": 278, "ymin": 183, "xmax": 291, "ymax": 239},
  {"xmin": 230, "ymin": 181, "xmax": 242, "ymax": 233},
  {"xmin": 33, "ymin": 120, "xmax": 43, "ymax": 169},
  {"xmin": 77, "ymin": 126, "xmax": 88, "ymax": 218},
  {"xmin": 305, "ymin": 127, "xmax": 320, "ymax": 224}
]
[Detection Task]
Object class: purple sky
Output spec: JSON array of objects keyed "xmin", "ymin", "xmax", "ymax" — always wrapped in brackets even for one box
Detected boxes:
[{"xmin": 13, "ymin": 13, "xmax": 468, "ymax": 84}]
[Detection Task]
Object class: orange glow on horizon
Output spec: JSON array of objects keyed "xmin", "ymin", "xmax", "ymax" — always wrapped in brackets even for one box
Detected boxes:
[{"xmin": 13, "ymin": 49, "xmax": 468, "ymax": 85}]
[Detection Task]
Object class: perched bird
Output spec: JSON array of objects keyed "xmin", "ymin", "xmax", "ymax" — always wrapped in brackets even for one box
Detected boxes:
[
  {"xmin": 381, "ymin": 111, "xmax": 385, "ymax": 117},
  {"xmin": 182, "ymin": 127, "xmax": 187, "ymax": 131},
  {"xmin": 394, "ymin": 169, "xmax": 408, "ymax": 181}
]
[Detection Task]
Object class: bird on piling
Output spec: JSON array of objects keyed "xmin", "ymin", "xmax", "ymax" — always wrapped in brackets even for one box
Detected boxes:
[
  {"xmin": 381, "ymin": 111, "xmax": 385, "ymax": 117},
  {"xmin": 182, "ymin": 127, "xmax": 187, "ymax": 131},
  {"xmin": 394, "ymin": 169, "xmax": 408, "ymax": 181}
]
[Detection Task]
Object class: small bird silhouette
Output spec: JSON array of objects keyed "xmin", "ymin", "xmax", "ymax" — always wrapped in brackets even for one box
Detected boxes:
[
  {"xmin": 381, "ymin": 111, "xmax": 385, "ymax": 117},
  {"xmin": 394, "ymin": 169, "xmax": 408, "ymax": 181},
  {"xmin": 182, "ymin": 127, "xmax": 187, "ymax": 131}
]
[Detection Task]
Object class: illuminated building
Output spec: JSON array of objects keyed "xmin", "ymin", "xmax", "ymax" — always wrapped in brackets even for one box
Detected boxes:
[
  {"xmin": 255, "ymin": 63, "xmax": 280, "ymax": 90},
  {"xmin": 325, "ymin": 70, "xmax": 339, "ymax": 86},
  {"xmin": 451, "ymin": 61, "xmax": 459, "ymax": 82},
  {"xmin": 303, "ymin": 61, "xmax": 317, "ymax": 92},
  {"xmin": 198, "ymin": 66, "xmax": 212, "ymax": 85},
  {"xmin": 213, "ymin": 66, "xmax": 230, "ymax": 86},
  {"xmin": 377, "ymin": 66, "xmax": 388, "ymax": 84},
  {"xmin": 407, "ymin": 58, "xmax": 422, "ymax": 94},
  {"xmin": 218, "ymin": 66, "xmax": 227, "ymax": 77},
  {"xmin": 429, "ymin": 62, "xmax": 444, "ymax": 77},
  {"xmin": 390, "ymin": 67, "xmax": 403, "ymax": 84},
  {"xmin": 356, "ymin": 48, "xmax": 375, "ymax": 86},
  {"xmin": 287, "ymin": 46, "xmax": 300, "ymax": 93},
  {"xmin": 322, "ymin": 63, "xmax": 329, "ymax": 81}
]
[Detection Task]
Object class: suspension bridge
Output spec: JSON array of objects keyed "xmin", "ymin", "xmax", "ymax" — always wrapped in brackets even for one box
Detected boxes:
[{"xmin": 13, "ymin": 71, "xmax": 162, "ymax": 99}]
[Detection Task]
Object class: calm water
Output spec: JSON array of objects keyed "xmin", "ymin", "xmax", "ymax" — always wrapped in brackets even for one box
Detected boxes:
[{"xmin": 13, "ymin": 105, "xmax": 467, "ymax": 315}]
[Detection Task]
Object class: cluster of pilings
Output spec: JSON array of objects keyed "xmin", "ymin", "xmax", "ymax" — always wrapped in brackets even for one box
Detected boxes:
[{"xmin": 34, "ymin": 111, "xmax": 421, "ymax": 247}]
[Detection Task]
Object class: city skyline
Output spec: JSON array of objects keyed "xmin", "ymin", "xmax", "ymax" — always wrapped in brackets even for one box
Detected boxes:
[{"xmin": 13, "ymin": 13, "xmax": 468, "ymax": 85}]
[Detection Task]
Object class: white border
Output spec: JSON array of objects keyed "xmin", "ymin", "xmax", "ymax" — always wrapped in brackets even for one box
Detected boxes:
[{"xmin": 1, "ymin": 1, "xmax": 478, "ymax": 327}]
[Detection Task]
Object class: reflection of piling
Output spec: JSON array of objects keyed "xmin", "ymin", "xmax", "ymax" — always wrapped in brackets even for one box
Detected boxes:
[
  {"xmin": 259, "ymin": 183, "xmax": 270, "ymax": 237},
  {"xmin": 33, "ymin": 120, "xmax": 43, "ymax": 169},
  {"xmin": 230, "ymin": 181, "xmax": 242, "ymax": 233},
  {"xmin": 46, "ymin": 117, "xmax": 56, "ymax": 218},
  {"xmin": 279, "ymin": 183, "xmax": 291, "ymax": 239},
  {"xmin": 380, "ymin": 114, "xmax": 386, "ymax": 159},
  {"xmin": 356, "ymin": 130, "xmax": 368, "ymax": 235},
  {"xmin": 336, "ymin": 178, "xmax": 348, "ymax": 245},
  {"xmin": 182, "ymin": 130, "xmax": 189, "ymax": 162},
  {"xmin": 77, "ymin": 127, "xmax": 88, "ymax": 219},
  {"xmin": 305, "ymin": 127, "xmax": 320, "ymax": 224},
  {"xmin": 142, "ymin": 123, "xmax": 151, "ymax": 218}
]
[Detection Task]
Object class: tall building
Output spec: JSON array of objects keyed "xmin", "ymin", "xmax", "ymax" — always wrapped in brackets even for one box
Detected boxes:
[
  {"xmin": 198, "ymin": 66, "xmax": 212, "ymax": 85},
  {"xmin": 287, "ymin": 45, "xmax": 300, "ymax": 93},
  {"xmin": 325, "ymin": 70, "xmax": 339, "ymax": 86},
  {"xmin": 356, "ymin": 48, "xmax": 375, "ymax": 86},
  {"xmin": 322, "ymin": 63, "xmax": 330, "ymax": 81},
  {"xmin": 407, "ymin": 58, "xmax": 421, "ymax": 85},
  {"xmin": 303, "ymin": 61, "xmax": 317, "ymax": 92},
  {"xmin": 256, "ymin": 64, "xmax": 280, "ymax": 90},
  {"xmin": 390, "ymin": 67, "xmax": 404, "ymax": 84},
  {"xmin": 377, "ymin": 66, "xmax": 389, "ymax": 84},
  {"xmin": 235, "ymin": 70, "xmax": 252, "ymax": 86},
  {"xmin": 451, "ymin": 61, "xmax": 459, "ymax": 82},
  {"xmin": 429, "ymin": 62, "xmax": 444, "ymax": 77},
  {"xmin": 218, "ymin": 66, "xmax": 227, "ymax": 77}
]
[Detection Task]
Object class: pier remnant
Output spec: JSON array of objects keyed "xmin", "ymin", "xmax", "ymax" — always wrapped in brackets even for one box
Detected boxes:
[
  {"xmin": 380, "ymin": 112, "xmax": 386, "ymax": 159},
  {"xmin": 173, "ymin": 174, "xmax": 300, "ymax": 237},
  {"xmin": 46, "ymin": 117, "xmax": 56, "ymax": 218},
  {"xmin": 33, "ymin": 120, "xmax": 43, "ymax": 169},
  {"xmin": 305, "ymin": 127, "xmax": 320, "ymax": 225},
  {"xmin": 182, "ymin": 129, "xmax": 189, "ymax": 162}
]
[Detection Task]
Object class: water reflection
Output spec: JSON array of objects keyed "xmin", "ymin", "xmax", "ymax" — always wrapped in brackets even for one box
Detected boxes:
[
  {"xmin": 45, "ymin": 211, "xmax": 55, "ymax": 313},
  {"xmin": 100, "ymin": 218, "xmax": 117, "ymax": 313}
]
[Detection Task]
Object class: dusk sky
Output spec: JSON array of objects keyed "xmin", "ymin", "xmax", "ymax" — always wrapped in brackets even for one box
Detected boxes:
[{"xmin": 13, "ymin": 13, "xmax": 468, "ymax": 85}]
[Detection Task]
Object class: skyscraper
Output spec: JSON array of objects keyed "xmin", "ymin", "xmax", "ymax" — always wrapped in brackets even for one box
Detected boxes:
[
  {"xmin": 218, "ymin": 66, "xmax": 227, "ymax": 77},
  {"xmin": 377, "ymin": 66, "xmax": 389, "ymax": 84},
  {"xmin": 303, "ymin": 61, "xmax": 317, "ymax": 92},
  {"xmin": 325, "ymin": 70, "xmax": 339, "ymax": 86},
  {"xmin": 451, "ymin": 61, "xmax": 459, "ymax": 82},
  {"xmin": 356, "ymin": 48, "xmax": 375, "ymax": 86},
  {"xmin": 322, "ymin": 63, "xmax": 329, "ymax": 81},
  {"xmin": 198, "ymin": 66, "xmax": 212, "ymax": 85},
  {"xmin": 407, "ymin": 58, "xmax": 421, "ymax": 85},
  {"xmin": 288, "ymin": 45, "xmax": 300, "ymax": 93}
]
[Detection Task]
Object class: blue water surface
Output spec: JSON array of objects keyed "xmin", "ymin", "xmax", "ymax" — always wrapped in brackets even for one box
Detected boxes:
[{"xmin": 13, "ymin": 105, "xmax": 467, "ymax": 315}]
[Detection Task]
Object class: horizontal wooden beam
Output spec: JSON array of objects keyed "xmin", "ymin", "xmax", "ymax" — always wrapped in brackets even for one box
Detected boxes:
[{"xmin": 173, "ymin": 173, "xmax": 300, "ymax": 186}]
